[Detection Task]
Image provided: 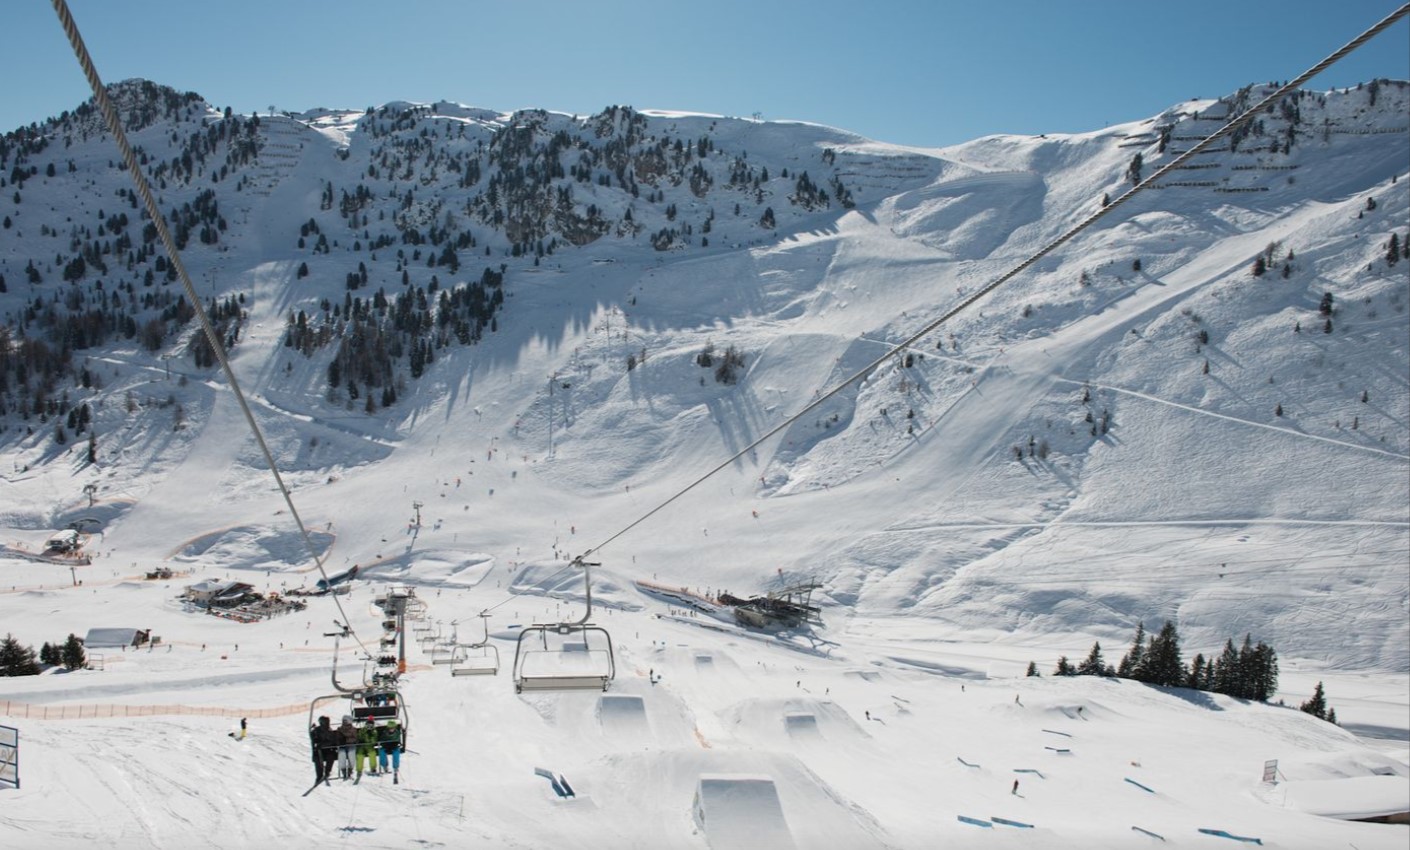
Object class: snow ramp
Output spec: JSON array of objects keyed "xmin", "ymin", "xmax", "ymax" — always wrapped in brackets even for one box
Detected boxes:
[
  {"xmin": 598, "ymin": 694, "xmax": 650, "ymax": 738},
  {"xmin": 694, "ymin": 774, "xmax": 796, "ymax": 850}
]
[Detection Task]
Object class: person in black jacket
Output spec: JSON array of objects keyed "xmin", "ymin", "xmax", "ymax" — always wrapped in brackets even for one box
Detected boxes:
[{"xmin": 310, "ymin": 715, "xmax": 339, "ymax": 785}]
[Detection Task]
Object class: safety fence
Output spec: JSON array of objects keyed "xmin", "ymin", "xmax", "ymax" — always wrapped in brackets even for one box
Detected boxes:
[{"xmin": 0, "ymin": 695, "xmax": 340, "ymax": 721}]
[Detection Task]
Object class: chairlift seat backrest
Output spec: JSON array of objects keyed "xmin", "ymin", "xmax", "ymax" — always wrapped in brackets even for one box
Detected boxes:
[
  {"xmin": 451, "ymin": 664, "xmax": 496, "ymax": 676},
  {"xmin": 353, "ymin": 705, "xmax": 398, "ymax": 720}
]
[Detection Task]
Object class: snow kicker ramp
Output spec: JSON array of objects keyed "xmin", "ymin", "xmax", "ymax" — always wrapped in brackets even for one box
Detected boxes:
[
  {"xmin": 694, "ymin": 774, "xmax": 796, "ymax": 850},
  {"xmin": 596, "ymin": 749, "xmax": 892, "ymax": 849},
  {"xmin": 598, "ymin": 694, "xmax": 650, "ymax": 737}
]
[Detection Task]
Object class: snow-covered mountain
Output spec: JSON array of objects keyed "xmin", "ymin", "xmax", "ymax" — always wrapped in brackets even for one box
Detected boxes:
[{"xmin": 0, "ymin": 78, "xmax": 1407, "ymax": 848}]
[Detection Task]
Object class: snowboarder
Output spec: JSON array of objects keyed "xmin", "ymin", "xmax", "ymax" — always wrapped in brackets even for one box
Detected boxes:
[
  {"xmin": 378, "ymin": 719, "xmax": 403, "ymax": 783},
  {"xmin": 336, "ymin": 716, "xmax": 358, "ymax": 780},
  {"xmin": 356, "ymin": 719, "xmax": 379, "ymax": 778},
  {"xmin": 239, "ymin": 717, "xmax": 247, "ymax": 739},
  {"xmin": 1012, "ymin": 779, "xmax": 1019, "ymax": 795}
]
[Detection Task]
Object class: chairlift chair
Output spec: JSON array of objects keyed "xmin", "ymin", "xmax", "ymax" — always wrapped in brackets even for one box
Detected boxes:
[
  {"xmin": 450, "ymin": 612, "xmax": 501, "ymax": 677},
  {"xmin": 511, "ymin": 558, "xmax": 616, "ymax": 693},
  {"xmin": 306, "ymin": 637, "xmax": 410, "ymax": 751},
  {"xmin": 427, "ymin": 637, "xmax": 456, "ymax": 664}
]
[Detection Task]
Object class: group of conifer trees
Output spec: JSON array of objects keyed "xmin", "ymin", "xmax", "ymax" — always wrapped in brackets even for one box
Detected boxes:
[
  {"xmin": 1035, "ymin": 622, "xmax": 1280, "ymax": 699},
  {"xmin": 1030, "ymin": 620, "xmax": 1339, "ymax": 724},
  {"xmin": 0, "ymin": 633, "xmax": 86, "ymax": 676}
]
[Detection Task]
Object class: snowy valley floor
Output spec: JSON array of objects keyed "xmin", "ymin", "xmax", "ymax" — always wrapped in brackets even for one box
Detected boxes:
[{"xmin": 1, "ymin": 575, "xmax": 1407, "ymax": 849}]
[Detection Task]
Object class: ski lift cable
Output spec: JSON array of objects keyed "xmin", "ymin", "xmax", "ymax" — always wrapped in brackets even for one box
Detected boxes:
[
  {"xmin": 571, "ymin": 2, "xmax": 1410, "ymax": 565},
  {"xmin": 49, "ymin": 0, "xmax": 371, "ymax": 656}
]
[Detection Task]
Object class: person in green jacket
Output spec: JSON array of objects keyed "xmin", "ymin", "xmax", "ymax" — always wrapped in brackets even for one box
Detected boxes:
[{"xmin": 356, "ymin": 718, "xmax": 379, "ymax": 778}]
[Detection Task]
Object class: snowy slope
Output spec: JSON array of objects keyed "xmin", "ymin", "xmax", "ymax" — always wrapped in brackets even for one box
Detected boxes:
[{"xmin": 1, "ymin": 77, "xmax": 1407, "ymax": 848}]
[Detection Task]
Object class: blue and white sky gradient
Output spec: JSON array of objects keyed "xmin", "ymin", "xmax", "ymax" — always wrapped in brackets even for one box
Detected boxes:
[{"xmin": 6, "ymin": 0, "xmax": 1408, "ymax": 147}]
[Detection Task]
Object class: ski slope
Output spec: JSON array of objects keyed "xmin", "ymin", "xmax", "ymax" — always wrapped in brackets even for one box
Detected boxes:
[{"xmin": 1, "ymin": 77, "xmax": 1408, "ymax": 847}]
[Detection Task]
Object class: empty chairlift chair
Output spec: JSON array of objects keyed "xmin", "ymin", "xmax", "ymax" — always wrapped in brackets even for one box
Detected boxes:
[
  {"xmin": 512, "ymin": 558, "xmax": 616, "ymax": 693},
  {"xmin": 450, "ymin": 612, "xmax": 500, "ymax": 677}
]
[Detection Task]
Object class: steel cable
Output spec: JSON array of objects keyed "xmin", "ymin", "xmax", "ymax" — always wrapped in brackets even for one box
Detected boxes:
[{"xmin": 49, "ymin": 0, "xmax": 371, "ymax": 656}]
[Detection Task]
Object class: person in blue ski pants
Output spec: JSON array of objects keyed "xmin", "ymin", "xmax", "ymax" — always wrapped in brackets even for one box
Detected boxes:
[{"xmin": 378, "ymin": 719, "xmax": 403, "ymax": 777}]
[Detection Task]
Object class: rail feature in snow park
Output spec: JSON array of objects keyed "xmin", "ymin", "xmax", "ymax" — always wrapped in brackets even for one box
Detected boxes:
[{"xmin": 1198, "ymin": 827, "xmax": 1264, "ymax": 844}]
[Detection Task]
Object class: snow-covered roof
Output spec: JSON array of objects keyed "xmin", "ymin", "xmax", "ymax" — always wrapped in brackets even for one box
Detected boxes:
[
  {"xmin": 187, "ymin": 580, "xmax": 231, "ymax": 594},
  {"xmin": 82, "ymin": 627, "xmax": 140, "ymax": 647}
]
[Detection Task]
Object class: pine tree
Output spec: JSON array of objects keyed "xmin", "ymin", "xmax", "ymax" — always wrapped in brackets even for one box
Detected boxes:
[
  {"xmin": 1077, "ymin": 642, "xmax": 1108, "ymax": 676},
  {"xmin": 1249, "ymin": 640, "xmax": 1278, "ymax": 701},
  {"xmin": 1117, "ymin": 622, "xmax": 1145, "ymax": 679},
  {"xmin": 1053, "ymin": 656, "xmax": 1076, "ymax": 676},
  {"xmin": 39, "ymin": 641, "xmax": 58, "ymax": 666},
  {"xmin": 1212, "ymin": 638, "xmax": 1240, "ymax": 696},
  {"xmin": 0, "ymin": 634, "xmax": 41, "ymax": 676},
  {"xmin": 1026, "ymin": 661, "xmax": 1040, "ymax": 677},
  {"xmin": 61, "ymin": 633, "xmax": 87, "ymax": 671},
  {"xmin": 1186, "ymin": 652, "xmax": 1206, "ymax": 689},
  {"xmin": 1144, "ymin": 620, "xmax": 1184, "ymax": 687},
  {"xmin": 1299, "ymin": 681, "xmax": 1328, "ymax": 720},
  {"xmin": 1233, "ymin": 635, "xmax": 1279, "ymax": 702}
]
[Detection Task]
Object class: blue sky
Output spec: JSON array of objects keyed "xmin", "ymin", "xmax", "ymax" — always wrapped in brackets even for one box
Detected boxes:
[{"xmin": 7, "ymin": 1, "xmax": 1408, "ymax": 147}]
